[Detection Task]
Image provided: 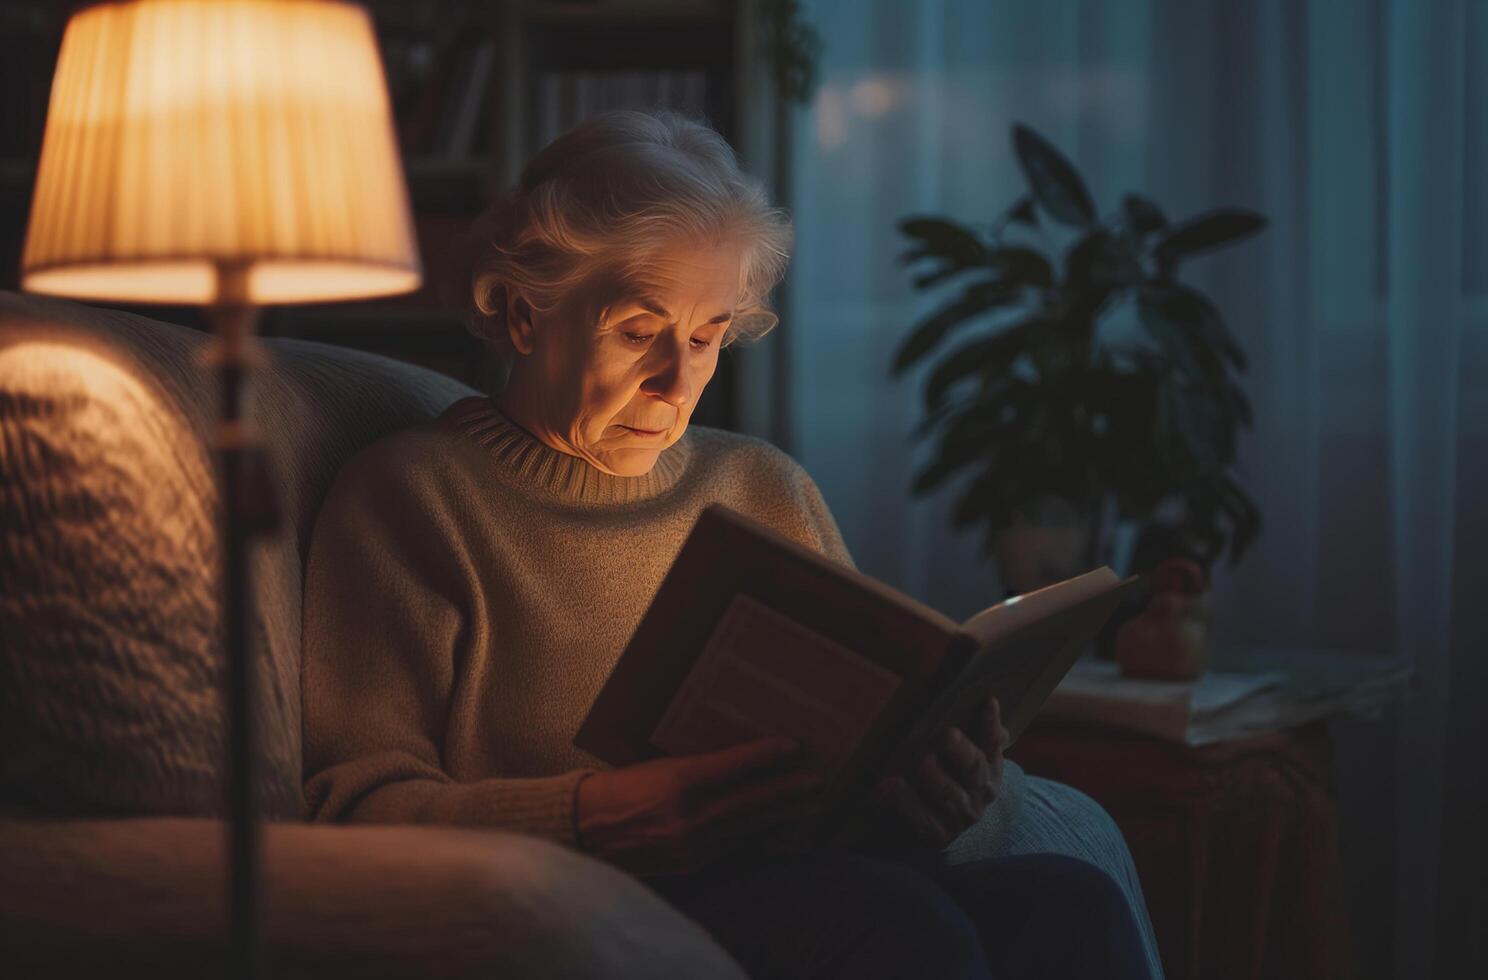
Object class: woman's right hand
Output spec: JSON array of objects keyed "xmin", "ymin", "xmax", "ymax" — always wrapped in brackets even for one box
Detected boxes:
[{"xmin": 575, "ymin": 737, "xmax": 823, "ymax": 873}]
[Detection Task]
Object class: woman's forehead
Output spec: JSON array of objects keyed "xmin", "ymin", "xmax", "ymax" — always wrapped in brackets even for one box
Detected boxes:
[
  {"xmin": 630, "ymin": 295, "xmax": 734, "ymax": 324},
  {"xmin": 625, "ymin": 243, "xmax": 742, "ymax": 289},
  {"xmin": 604, "ymin": 260, "xmax": 742, "ymax": 310}
]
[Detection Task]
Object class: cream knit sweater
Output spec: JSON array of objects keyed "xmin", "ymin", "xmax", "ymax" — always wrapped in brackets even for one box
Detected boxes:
[{"xmin": 301, "ymin": 396, "xmax": 854, "ymax": 846}]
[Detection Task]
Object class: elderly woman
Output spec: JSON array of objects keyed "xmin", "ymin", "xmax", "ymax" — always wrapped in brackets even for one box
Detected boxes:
[{"xmin": 302, "ymin": 110, "xmax": 1156, "ymax": 980}]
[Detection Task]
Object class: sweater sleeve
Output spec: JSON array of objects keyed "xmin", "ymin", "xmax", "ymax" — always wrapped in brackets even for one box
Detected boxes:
[
  {"xmin": 794, "ymin": 468, "xmax": 855, "ymax": 570},
  {"xmin": 300, "ymin": 441, "xmax": 591, "ymax": 846},
  {"xmin": 690, "ymin": 432, "xmax": 855, "ymax": 571}
]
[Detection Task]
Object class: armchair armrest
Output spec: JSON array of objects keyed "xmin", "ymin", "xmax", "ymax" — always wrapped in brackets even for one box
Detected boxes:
[{"xmin": 0, "ymin": 816, "xmax": 745, "ymax": 980}]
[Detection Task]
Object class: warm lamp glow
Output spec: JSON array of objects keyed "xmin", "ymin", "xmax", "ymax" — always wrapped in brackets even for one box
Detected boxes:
[{"xmin": 20, "ymin": 0, "xmax": 421, "ymax": 305}]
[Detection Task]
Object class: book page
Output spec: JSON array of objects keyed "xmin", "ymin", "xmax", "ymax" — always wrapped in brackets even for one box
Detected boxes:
[
  {"xmin": 887, "ymin": 577, "xmax": 1136, "ymax": 773},
  {"xmin": 649, "ymin": 594, "xmax": 903, "ymax": 776},
  {"xmin": 960, "ymin": 566, "xmax": 1119, "ymax": 648}
]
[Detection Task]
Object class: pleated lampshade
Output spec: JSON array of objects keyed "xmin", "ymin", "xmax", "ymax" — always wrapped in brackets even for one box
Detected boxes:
[{"xmin": 21, "ymin": 0, "xmax": 421, "ymax": 305}]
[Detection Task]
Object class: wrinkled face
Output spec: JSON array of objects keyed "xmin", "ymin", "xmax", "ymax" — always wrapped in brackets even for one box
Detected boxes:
[{"xmin": 504, "ymin": 240, "xmax": 741, "ymax": 477}]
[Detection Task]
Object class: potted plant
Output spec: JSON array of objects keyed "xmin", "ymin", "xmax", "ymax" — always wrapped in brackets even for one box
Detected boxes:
[{"xmin": 893, "ymin": 123, "xmax": 1266, "ymax": 595}]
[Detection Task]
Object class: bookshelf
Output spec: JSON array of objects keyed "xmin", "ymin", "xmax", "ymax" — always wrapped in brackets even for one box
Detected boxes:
[{"xmin": 0, "ymin": 0, "xmax": 792, "ymax": 435}]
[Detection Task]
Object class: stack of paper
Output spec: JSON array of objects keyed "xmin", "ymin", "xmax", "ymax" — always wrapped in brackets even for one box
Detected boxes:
[{"xmin": 1044, "ymin": 652, "xmax": 1410, "ymax": 746}]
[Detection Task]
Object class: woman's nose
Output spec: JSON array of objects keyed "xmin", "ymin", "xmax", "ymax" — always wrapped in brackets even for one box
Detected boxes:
[{"xmin": 642, "ymin": 349, "xmax": 693, "ymax": 407}]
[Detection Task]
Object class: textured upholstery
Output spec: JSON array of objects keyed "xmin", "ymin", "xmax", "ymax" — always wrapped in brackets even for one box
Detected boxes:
[
  {"xmin": 0, "ymin": 816, "xmax": 748, "ymax": 980},
  {"xmin": 0, "ymin": 290, "xmax": 476, "ymax": 818}
]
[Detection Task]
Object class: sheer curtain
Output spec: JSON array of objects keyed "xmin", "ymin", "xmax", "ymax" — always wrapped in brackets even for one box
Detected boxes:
[{"xmin": 778, "ymin": 2, "xmax": 1485, "ymax": 976}]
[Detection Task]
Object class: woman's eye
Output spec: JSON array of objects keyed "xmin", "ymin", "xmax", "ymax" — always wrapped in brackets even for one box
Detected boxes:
[
  {"xmin": 622, "ymin": 332, "xmax": 653, "ymax": 345},
  {"xmin": 690, "ymin": 337, "xmax": 713, "ymax": 351}
]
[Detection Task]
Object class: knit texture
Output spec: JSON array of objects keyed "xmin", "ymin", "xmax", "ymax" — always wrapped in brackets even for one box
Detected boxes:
[{"xmin": 301, "ymin": 397, "xmax": 861, "ymax": 846}]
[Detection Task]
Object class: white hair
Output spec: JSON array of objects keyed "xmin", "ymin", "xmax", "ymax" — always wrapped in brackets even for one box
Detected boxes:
[{"xmin": 448, "ymin": 109, "xmax": 793, "ymax": 353}]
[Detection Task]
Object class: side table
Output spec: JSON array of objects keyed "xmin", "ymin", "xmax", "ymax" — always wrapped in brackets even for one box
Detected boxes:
[{"xmin": 1011, "ymin": 718, "xmax": 1352, "ymax": 980}]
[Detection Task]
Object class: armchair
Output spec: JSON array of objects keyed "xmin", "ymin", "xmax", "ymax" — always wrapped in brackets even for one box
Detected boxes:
[{"xmin": 0, "ymin": 290, "xmax": 744, "ymax": 978}]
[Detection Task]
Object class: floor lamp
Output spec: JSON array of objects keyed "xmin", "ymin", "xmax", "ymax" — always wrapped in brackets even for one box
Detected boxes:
[{"xmin": 18, "ymin": 2, "xmax": 421, "ymax": 977}]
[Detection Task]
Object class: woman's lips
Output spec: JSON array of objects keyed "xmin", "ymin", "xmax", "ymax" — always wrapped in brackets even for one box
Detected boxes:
[{"xmin": 620, "ymin": 425, "xmax": 667, "ymax": 437}]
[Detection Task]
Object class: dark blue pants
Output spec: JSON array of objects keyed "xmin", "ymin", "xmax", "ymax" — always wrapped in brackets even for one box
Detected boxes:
[{"xmin": 645, "ymin": 852, "xmax": 1150, "ymax": 980}]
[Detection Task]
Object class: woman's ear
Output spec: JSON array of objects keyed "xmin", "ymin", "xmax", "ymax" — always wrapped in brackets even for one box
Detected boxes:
[{"xmin": 506, "ymin": 292, "xmax": 536, "ymax": 355}]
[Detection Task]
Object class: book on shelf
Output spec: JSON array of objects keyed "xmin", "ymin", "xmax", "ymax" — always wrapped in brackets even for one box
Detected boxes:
[
  {"xmin": 532, "ymin": 68, "xmax": 710, "ymax": 153},
  {"xmin": 384, "ymin": 32, "xmax": 495, "ymax": 159},
  {"xmin": 574, "ymin": 504, "xmax": 1140, "ymax": 839},
  {"xmin": 435, "ymin": 39, "xmax": 496, "ymax": 157},
  {"xmin": 395, "ymin": 37, "xmax": 455, "ymax": 156}
]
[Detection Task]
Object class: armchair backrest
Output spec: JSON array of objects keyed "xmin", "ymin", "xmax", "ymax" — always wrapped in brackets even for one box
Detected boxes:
[{"xmin": 0, "ymin": 291, "xmax": 476, "ymax": 819}]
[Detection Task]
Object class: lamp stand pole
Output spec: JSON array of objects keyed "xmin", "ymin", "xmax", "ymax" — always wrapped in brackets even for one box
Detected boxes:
[{"xmin": 205, "ymin": 260, "xmax": 276, "ymax": 980}]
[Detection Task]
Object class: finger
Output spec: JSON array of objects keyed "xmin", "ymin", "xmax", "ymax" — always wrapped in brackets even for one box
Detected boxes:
[
  {"xmin": 913, "ymin": 753, "xmax": 979, "ymax": 832},
  {"xmin": 693, "ymin": 767, "xmax": 823, "ymax": 829},
  {"xmin": 982, "ymin": 698, "xmax": 1010, "ymax": 781},
  {"xmin": 879, "ymin": 775, "xmax": 953, "ymax": 848},
  {"xmin": 678, "ymin": 737, "xmax": 800, "ymax": 789},
  {"xmin": 939, "ymin": 728, "xmax": 993, "ymax": 808},
  {"xmin": 983, "ymin": 699, "xmax": 1009, "ymax": 764},
  {"xmin": 981, "ymin": 696, "xmax": 1003, "ymax": 751},
  {"xmin": 940, "ymin": 727, "xmax": 989, "ymax": 784}
]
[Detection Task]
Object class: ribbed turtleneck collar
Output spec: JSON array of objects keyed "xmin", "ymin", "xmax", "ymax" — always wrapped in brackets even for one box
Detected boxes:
[{"xmin": 440, "ymin": 396, "xmax": 693, "ymax": 506}]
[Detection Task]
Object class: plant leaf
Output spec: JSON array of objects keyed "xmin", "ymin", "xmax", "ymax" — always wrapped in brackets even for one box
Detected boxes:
[
  {"xmin": 891, "ymin": 280, "xmax": 1025, "ymax": 374},
  {"xmin": 912, "ymin": 263, "xmax": 976, "ymax": 290},
  {"xmin": 951, "ymin": 469, "xmax": 1003, "ymax": 526},
  {"xmin": 988, "ymin": 246, "xmax": 1054, "ymax": 287},
  {"xmin": 1153, "ymin": 209, "xmax": 1267, "ymax": 264},
  {"xmin": 912, "ymin": 397, "xmax": 961, "ymax": 438},
  {"xmin": 1065, "ymin": 230, "xmax": 1141, "ymax": 293},
  {"xmin": 1007, "ymin": 195, "xmax": 1039, "ymax": 227},
  {"xmin": 898, "ymin": 216, "xmax": 989, "ymax": 265},
  {"xmin": 922, "ymin": 319, "xmax": 1042, "ymax": 408},
  {"xmin": 1137, "ymin": 292, "xmax": 1226, "ymax": 391},
  {"xmin": 937, "ymin": 395, "xmax": 1027, "ymax": 452},
  {"xmin": 911, "ymin": 246, "xmax": 1052, "ymax": 293},
  {"xmin": 1139, "ymin": 282, "xmax": 1247, "ymax": 370},
  {"xmin": 1167, "ymin": 382, "xmax": 1223, "ymax": 473},
  {"xmin": 1122, "ymin": 193, "xmax": 1168, "ymax": 235},
  {"xmin": 1011, "ymin": 123, "xmax": 1096, "ymax": 227},
  {"xmin": 1217, "ymin": 473, "xmax": 1262, "ymax": 562}
]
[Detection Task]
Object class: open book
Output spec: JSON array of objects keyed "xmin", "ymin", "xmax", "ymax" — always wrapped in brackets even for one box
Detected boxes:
[{"xmin": 574, "ymin": 504, "xmax": 1141, "ymax": 833}]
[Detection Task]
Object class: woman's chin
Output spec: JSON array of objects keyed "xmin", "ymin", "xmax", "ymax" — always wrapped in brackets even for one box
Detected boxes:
[{"xmin": 592, "ymin": 446, "xmax": 663, "ymax": 477}]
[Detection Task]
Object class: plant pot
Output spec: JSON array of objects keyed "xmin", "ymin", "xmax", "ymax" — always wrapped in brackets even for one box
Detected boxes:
[
  {"xmin": 991, "ymin": 495, "xmax": 1095, "ymax": 597},
  {"xmin": 993, "ymin": 493, "xmax": 1135, "ymax": 598}
]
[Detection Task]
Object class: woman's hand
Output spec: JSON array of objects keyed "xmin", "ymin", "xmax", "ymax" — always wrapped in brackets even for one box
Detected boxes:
[
  {"xmin": 871, "ymin": 696, "xmax": 1010, "ymax": 849},
  {"xmin": 575, "ymin": 737, "xmax": 823, "ymax": 873}
]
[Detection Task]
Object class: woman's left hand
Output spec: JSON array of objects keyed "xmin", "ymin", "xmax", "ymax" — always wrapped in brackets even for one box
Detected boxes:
[{"xmin": 871, "ymin": 696, "xmax": 1010, "ymax": 848}]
